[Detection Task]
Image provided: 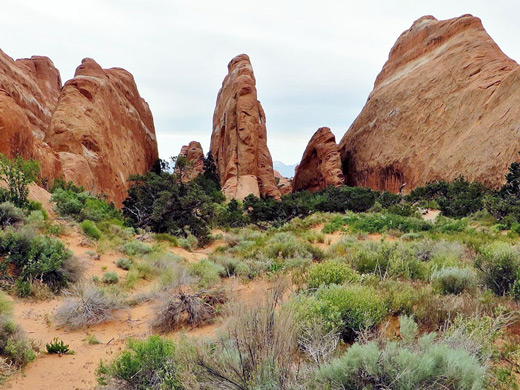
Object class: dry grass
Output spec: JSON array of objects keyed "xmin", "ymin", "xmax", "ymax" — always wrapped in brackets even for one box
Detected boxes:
[
  {"xmin": 55, "ymin": 282, "xmax": 124, "ymax": 329},
  {"xmin": 152, "ymin": 289, "xmax": 226, "ymax": 333}
]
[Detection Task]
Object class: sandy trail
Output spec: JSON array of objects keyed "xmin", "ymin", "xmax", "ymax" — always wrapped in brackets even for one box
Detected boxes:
[{"xmin": 4, "ymin": 229, "xmax": 272, "ymax": 389}]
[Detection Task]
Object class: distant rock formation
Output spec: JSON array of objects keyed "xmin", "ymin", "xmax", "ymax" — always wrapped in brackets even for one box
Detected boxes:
[
  {"xmin": 177, "ymin": 141, "xmax": 205, "ymax": 181},
  {"xmin": 293, "ymin": 127, "xmax": 344, "ymax": 193},
  {"xmin": 339, "ymin": 14, "xmax": 520, "ymax": 192},
  {"xmin": 0, "ymin": 50, "xmax": 158, "ymax": 206},
  {"xmin": 274, "ymin": 170, "xmax": 292, "ymax": 195},
  {"xmin": 211, "ymin": 54, "xmax": 281, "ymax": 200}
]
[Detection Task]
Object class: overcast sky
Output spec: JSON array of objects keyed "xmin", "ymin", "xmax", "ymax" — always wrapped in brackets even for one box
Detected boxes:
[{"xmin": 1, "ymin": 0, "xmax": 519, "ymax": 165}]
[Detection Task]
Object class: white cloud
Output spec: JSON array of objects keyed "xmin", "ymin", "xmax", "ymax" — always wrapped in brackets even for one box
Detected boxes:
[{"xmin": 1, "ymin": 0, "xmax": 519, "ymax": 163}]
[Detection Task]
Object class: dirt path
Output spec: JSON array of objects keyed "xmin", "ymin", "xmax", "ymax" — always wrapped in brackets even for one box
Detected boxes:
[{"xmin": 4, "ymin": 230, "xmax": 271, "ymax": 389}]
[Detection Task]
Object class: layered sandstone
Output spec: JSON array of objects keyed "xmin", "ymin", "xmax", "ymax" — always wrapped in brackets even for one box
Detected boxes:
[
  {"xmin": 44, "ymin": 58, "xmax": 158, "ymax": 206},
  {"xmin": 339, "ymin": 14, "xmax": 520, "ymax": 192},
  {"xmin": 0, "ymin": 51, "xmax": 158, "ymax": 205},
  {"xmin": 293, "ymin": 127, "xmax": 344, "ymax": 193},
  {"xmin": 178, "ymin": 141, "xmax": 205, "ymax": 181},
  {"xmin": 211, "ymin": 54, "xmax": 280, "ymax": 200}
]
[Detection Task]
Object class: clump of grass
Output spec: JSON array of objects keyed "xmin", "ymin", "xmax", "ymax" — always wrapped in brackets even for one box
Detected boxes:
[
  {"xmin": 431, "ymin": 267, "xmax": 478, "ymax": 295},
  {"xmin": 80, "ymin": 220, "xmax": 102, "ymax": 240},
  {"xmin": 115, "ymin": 257, "xmax": 132, "ymax": 270},
  {"xmin": 306, "ymin": 260, "xmax": 359, "ymax": 289},
  {"xmin": 55, "ymin": 283, "xmax": 124, "ymax": 329},
  {"xmin": 152, "ymin": 290, "xmax": 226, "ymax": 333},
  {"xmin": 189, "ymin": 259, "xmax": 226, "ymax": 288},
  {"xmin": 102, "ymin": 272, "xmax": 119, "ymax": 284},
  {"xmin": 120, "ymin": 240, "xmax": 153, "ymax": 256}
]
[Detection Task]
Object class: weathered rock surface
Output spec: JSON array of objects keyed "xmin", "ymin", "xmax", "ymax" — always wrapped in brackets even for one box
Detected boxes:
[
  {"xmin": 45, "ymin": 58, "xmax": 158, "ymax": 206},
  {"xmin": 293, "ymin": 127, "xmax": 344, "ymax": 193},
  {"xmin": 274, "ymin": 170, "xmax": 292, "ymax": 195},
  {"xmin": 178, "ymin": 141, "xmax": 205, "ymax": 181},
  {"xmin": 339, "ymin": 14, "xmax": 520, "ymax": 192},
  {"xmin": 0, "ymin": 50, "xmax": 158, "ymax": 206},
  {"xmin": 211, "ymin": 54, "xmax": 281, "ymax": 200}
]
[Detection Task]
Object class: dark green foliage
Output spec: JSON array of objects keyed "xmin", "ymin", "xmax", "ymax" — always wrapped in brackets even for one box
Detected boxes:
[
  {"xmin": 123, "ymin": 168, "xmax": 216, "ymax": 243},
  {"xmin": 315, "ymin": 186, "xmax": 376, "ymax": 213},
  {"xmin": 97, "ymin": 335, "xmax": 184, "ymax": 390},
  {"xmin": 378, "ymin": 191, "xmax": 401, "ymax": 208},
  {"xmin": 51, "ymin": 188, "xmax": 121, "ymax": 223},
  {"xmin": 46, "ymin": 337, "xmax": 72, "ymax": 355},
  {"xmin": 80, "ymin": 220, "xmax": 102, "ymax": 240},
  {"xmin": 0, "ymin": 154, "xmax": 40, "ymax": 208},
  {"xmin": 407, "ymin": 177, "xmax": 489, "ymax": 218},
  {"xmin": 0, "ymin": 228, "xmax": 75, "ymax": 292}
]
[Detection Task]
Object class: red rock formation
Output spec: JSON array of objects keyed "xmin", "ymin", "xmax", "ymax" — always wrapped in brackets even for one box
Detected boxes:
[
  {"xmin": 274, "ymin": 170, "xmax": 292, "ymax": 195},
  {"xmin": 0, "ymin": 51, "xmax": 158, "ymax": 206},
  {"xmin": 339, "ymin": 14, "xmax": 520, "ymax": 192},
  {"xmin": 45, "ymin": 58, "xmax": 158, "ymax": 206},
  {"xmin": 211, "ymin": 54, "xmax": 281, "ymax": 200},
  {"xmin": 178, "ymin": 141, "xmax": 205, "ymax": 181},
  {"xmin": 293, "ymin": 127, "xmax": 344, "ymax": 193}
]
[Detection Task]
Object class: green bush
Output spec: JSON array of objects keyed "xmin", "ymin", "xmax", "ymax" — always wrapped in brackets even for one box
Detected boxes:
[
  {"xmin": 318, "ymin": 315, "xmax": 487, "ymax": 390},
  {"xmin": 189, "ymin": 259, "xmax": 225, "ymax": 288},
  {"xmin": 0, "ymin": 202, "xmax": 25, "ymax": 227},
  {"xmin": 80, "ymin": 220, "xmax": 102, "ymax": 240},
  {"xmin": 301, "ymin": 284, "xmax": 387, "ymax": 340},
  {"xmin": 0, "ymin": 154, "xmax": 39, "ymax": 208},
  {"xmin": 51, "ymin": 188, "xmax": 121, "ymax": 223},
  {"xmin": 431, "ymin": 267, "xmax": 478, "ymax": 295},
  {"xmin": 46, "ymin": 337, "xmax": 73, "ymax": 355},
  {"xmin": 474, "ymin": 242, "xmax": 520, "ymax": 295},
  {"xmin": 97, "ymin": 335, "xmax": 185, "ymax": 390},
  {"xmin": 0, "ymin": 228, "xmax": 77, "ymax": 292},
  {"xmin": 121, "ymin": 240, "xmax": 153, "ymax": 256},
  {"xmin": 102, "ymin": 272, "xmax": 119, "ymax": 284},
  {"xmin": 306, "ymin": 260, "xmax": 359, "ymax": 289},
  {"xmin": 116, "ymin": 258, "xmax": 132, "ymax": 271}
]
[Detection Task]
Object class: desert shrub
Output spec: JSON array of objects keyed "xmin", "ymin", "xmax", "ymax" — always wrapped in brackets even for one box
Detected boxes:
[
  {"xmin": 120, "ymin": 240, "xmax": 153, "ymax": 256},
  {"xmin": 178, "ymin": 234, "xmax": 198, "ymax": 251},
  {"xmin": 153, "ymin": 233, "xmax": 179, "ymax": 246},
  {"xmin": 211, "ymin": 255, "xmax": 250, "ymax": 278},
  {"xmin": 387, "ymin": 202, "xmax": 420, "ymax": 217},
  {"xmin": 116, "ymin": 258, "xmax": 132, "ymax": 271},
  {"xmin": 0, "ymin": 228, "xmax": 77, "ymax": 292},
  {"xmin": 0, "ymin": 202, "xmax": 25, "ymax": 227},
  {"xmin": 378, "ymin": 191, "xmax": 401, "ymax": 208},
  {"xmin": 152, "ymin": 290, "xmax": 226, "ymax": 333},
  {"xmin": 262, "ymin": 232, "xmax": 324, "ymax": 261},
  {"xmin": 474, "ymin": 242, "xmax": 520, "ymax": 295},
  {"xmin": 306, "ymin": 260, "xmax": 359, "ymax": 289},
  {"xmin": 55, "ymin": 283, "xmax": 124, "ymax": 329},
  {"xmin": 51, "ymin": 188, "xmax": 121, "ymax": 223},
  {"xmin": 331, "ymin": 212, "xmax": 432, "ymax": 234},
  {"xmin": 315, "ymin": 186, "xmax": 377, "ymax": 213},
  {"xmin": 102, "ymin": 272, "xmax": 119, "ymax": 284},
  {"xmin": 431, "ymin": 267, "xmax": 478, "ymax": 295},
  {"xmin": 80, "ymin": 220, "xmax": 102, "ymax": 240},
  {"xmin": 97, "ymin": 335, "xmax": 185, "ymax": 390},
  {"xmin": 189, "ymin": 259, "xmax": 225, "ymax": 288},
  {"xmin": 196, "ymin": 286, "xmax": 301, "ymax": 389},
  {"xmin": 434, "ymin": 215, "xmax": 469, "ymax": 233},
  {"xmin": 0, "ymin": 154, "xmax": 39, "ymax": 208},
  {"xmin": 0, "ymin": 292, "xmax": 35, "ymax": 370},
  {"xmin": 318, "ymin": 315, "xmax": 487, "ymax": 390},
  {"xmin": 381, "ymin": 281, "xmax": 433, "ymax": 316},
  {"xmin": 350, "ymin": 241, "xmax": 428, "ymax": 280}
]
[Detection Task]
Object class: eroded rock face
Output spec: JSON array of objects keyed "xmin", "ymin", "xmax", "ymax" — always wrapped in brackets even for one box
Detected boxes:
[
  {"xmin": 178, "ymin": 141, "xmax": 205, "ymax": 181},
  {"xmin": 45, "ymin": 58, "xmax": 158, "ymax": 206},
  {"xmin": 293, "ymin": 127, "xmax": 344, "ymax": 193},
  {"xmin": 339, "ymin": 14, "xmax": 520, "ymax": 192},
  {"xmin": 211, "ymin": 54, "xmax": 281, "ymax": 200},
  {"xmin": 274, "ymin": 170, "xmax": 292, "ymax": 195},
  {"xmin": 0, "ymin": 51, "xmax": 158, "ymax": 205}
]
